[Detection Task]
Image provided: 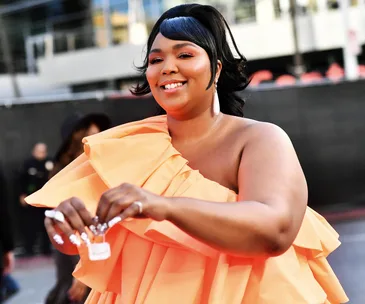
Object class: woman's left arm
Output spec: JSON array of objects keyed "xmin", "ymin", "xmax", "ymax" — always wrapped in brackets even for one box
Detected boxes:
[{"xmin": 163, "ymin": 123, "xmax": 308, "ymax": 257}]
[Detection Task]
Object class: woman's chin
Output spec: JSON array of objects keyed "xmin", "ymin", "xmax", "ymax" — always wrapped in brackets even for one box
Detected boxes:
[{"xmin": 157, "ymin": 99, "xmax": 190, "ymax": 115}]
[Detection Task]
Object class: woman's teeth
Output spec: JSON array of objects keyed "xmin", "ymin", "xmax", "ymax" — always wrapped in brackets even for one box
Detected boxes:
[{"xmin": 163, "ymin": 82, "xmax": 184, "ymax": 90}]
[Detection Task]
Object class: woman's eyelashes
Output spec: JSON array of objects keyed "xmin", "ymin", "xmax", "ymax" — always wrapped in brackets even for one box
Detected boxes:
[
  {"xmin": 178, "ymin": 53, "xmax": 193, "ymax": 59},
  {"xmin": 149, "ymin": 57, "xmax": 162, "ymax": 64},
  {"xmin": 148, "ymin": 53, "xmax": 194, "ymax": 65}
]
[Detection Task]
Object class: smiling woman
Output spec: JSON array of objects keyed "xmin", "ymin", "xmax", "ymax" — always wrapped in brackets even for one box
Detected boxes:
[
  {"xmin": 132, "ymin": 8, "xmax": 250, "ymax": 117},
  {"xmin": 26, "ymin": 3, "xmax": 348, "ymax": 304},
  {"xmin": 146, "ymin": 34, "xmax": 217, "ymax": 116}
]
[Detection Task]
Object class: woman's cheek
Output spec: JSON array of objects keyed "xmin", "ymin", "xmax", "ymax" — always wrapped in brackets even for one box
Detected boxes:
[{"xmin": 180, "ymin": 59, "xmax": 211, "ymax": 80}]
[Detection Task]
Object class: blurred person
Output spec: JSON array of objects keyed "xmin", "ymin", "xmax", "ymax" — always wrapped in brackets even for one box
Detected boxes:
[
  {"xmin": 19, "ymin": 142, "xmax": 53, "ymax": 256},
  {"xmin": 0, "ymin": 274, "xmax": 20, "ymax": 302},
  {"xmin": 26, "ymin": 4, "xmax": 347, "ymax": 304},
  {"xmin": 45, "ymin": 113, "xmax": 111, "ymax": 304},
  {"xmin": 0, "ymin": 163, "xmax": 16, "ymax": 303}
]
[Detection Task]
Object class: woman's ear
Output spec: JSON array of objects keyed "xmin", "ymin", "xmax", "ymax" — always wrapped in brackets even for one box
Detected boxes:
[{"xmin": 215, "ymin": 60, "xmax": 222, "ymax": 83}]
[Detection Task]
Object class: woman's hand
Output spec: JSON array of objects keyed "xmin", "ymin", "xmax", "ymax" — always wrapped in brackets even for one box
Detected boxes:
[
  {"xmin": 68, "ymin": 278, "xmax": 88, "ymax": 302},
  {"xmin": 44, "ymin": 197, "xmax": 95, "ymax": 253},
  {"xmin": 44, "ymin": 183, "xmax": 170, "ymax": 251},
  {"xmin": 96, "ymin": 183, "xmax": 170, "ymax": 227}
]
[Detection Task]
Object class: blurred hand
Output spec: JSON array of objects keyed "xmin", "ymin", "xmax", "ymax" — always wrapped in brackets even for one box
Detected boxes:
[
  {"xmin": 68, "ymin": 278, "xmax": 88, "ymax": 302},
  {"xmin": 3, "ymin": 251, "xmax": 15, "ymax": 274},
  {"xmin": 19, "ymin": 194, "xmax": 27, "ymax": 206}
]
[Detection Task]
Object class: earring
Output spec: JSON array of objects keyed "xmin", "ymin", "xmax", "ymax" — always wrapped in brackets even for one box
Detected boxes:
[{"xmin": 213, "ymin": 83, "xmax": 220, "ymax": 116}]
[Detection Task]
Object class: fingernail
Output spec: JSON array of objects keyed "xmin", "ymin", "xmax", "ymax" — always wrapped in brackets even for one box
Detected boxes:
[
  {"xmin": 89, "ymin": 225, "xmax": 98, "ymax": 235},
  {"xmin": 97, "ymin": 223, "xmax": 108, "ymax": 234},
  {"xmin": 92, "ymin": 216, "xmax": 99, "ymax": 223},
  {"xmin": 80, "ymin": 232, "xmax": 91, "ymax": 245},
  {"xmin": 53, "ymin": 234, "xmax": 64, "ymax": 245},
  {"xmin": 45, "ymin": 210, "xmax": 55, "ymax": 218},
  {"xmin": 54, "ymin": 211, "xmax": 65, "ymax": 223},
  {"xmin": 69, "ymin": 234, "xmax": 81, "ymax": 247},
  {"xmin": 108, "ymin": 216, "xmax": 122, "ymax": 228}
]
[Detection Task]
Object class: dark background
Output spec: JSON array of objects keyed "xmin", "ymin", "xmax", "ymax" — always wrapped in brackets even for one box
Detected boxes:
[
  {"xmin": 1, "ymin": 80, "xmax": 364, "ymax": 242},
  {"xmin": 245, "ymin": 80, "xmax": 365, "ymax": 210}
]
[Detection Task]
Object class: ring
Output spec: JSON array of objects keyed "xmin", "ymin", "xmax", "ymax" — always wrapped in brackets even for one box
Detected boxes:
[{"xmin": 133, "ymin": 201, "xmax": 143, "ymax": 214}]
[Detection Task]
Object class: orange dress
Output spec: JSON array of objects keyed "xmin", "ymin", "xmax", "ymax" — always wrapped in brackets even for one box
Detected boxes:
[{"xmin": 26, "ymin": 116, "xmax": 348, "ymax": 304}]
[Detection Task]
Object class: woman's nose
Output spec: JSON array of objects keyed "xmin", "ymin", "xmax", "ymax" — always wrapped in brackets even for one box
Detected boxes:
[{"xmin": 161, "ymin": 58, "xmax": 178, "ymax": 75}]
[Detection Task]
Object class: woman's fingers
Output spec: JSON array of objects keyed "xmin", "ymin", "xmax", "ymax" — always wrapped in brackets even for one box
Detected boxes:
[
  {"xmin": 104, "ymin": 193, "xmax": 137, "ymax": 225},
  {"xmin": 108, "ymin": 202, "xmax": 144, "ymax": 228},
  {"xmin": 57, "ymin": 199, "xmax": 93, "ymax": 245},
  {"xmin": 45, "ymin": 197, "xmax": 95, "ymax": 247},
  {"xmin": 70, "ymin": 198, "xmax": 94, "ymax": 244},
  {"xmin": 97, "ymin": 183, "xmax": 148, "ymax": 225},
  {"xmin": 44, "ymin": 215, "xmax": 81, "ymax": 248},
  {"xmin": 44, "ymin": 217, "xmax": 64, "ymax": 245},
  {"xmin": 53, "ymin": 214, "xmax": 82, "ymax": 247},
  {"xmin": 70, "ymin": 197, "xmax": 94, "ymax": 225},
  {"xmin": 96, "ymin": 189, "xmax": 114, "ymax": 224},
  {"xmin": 97, "ymin": 184, "xmax": 131, "ymax": 223}
]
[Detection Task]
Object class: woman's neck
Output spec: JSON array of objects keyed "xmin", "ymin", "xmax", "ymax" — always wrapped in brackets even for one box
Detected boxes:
[{"xmin": 167, "ymin": 109, "xmax": 223, "ymax": 145}]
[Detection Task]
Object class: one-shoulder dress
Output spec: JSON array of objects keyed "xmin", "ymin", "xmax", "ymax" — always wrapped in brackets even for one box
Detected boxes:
[{"xmin": 26, "ymin": 116, "xmax": 348, "ymax": 304}]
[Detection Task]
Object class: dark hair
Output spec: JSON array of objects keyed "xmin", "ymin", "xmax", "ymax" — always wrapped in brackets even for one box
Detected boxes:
[{"xmin": 131, "ymin": 4, "xmax": 250, "ymax": 117}]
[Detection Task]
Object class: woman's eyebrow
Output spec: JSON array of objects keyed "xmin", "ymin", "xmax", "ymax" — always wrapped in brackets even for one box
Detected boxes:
[{"xmin": 149, "ymin": 43, "xmax": 197, "ymax": 55}]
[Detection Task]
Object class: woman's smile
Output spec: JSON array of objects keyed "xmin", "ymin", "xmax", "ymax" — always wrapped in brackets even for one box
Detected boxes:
[{"xmin": 159, "ymin": 80, "xmax": 188, "ymax": 94}]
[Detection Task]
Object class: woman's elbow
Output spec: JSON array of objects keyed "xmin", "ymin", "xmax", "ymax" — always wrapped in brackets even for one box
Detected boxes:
[
  {"xmin": 232, "ymin": 229, "xmax": 295, "ymax": 258},
  {"xmin": 265, "ymin": 237, "xmax": 292, "ymax": 257},
  {"xmin": 264, "ymin": 220, "xmax": 298, "ymax": 257}
]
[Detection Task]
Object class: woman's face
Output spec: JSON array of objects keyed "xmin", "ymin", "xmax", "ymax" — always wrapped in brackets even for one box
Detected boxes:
[{"xmin": 146, "ymin": 33, "xmax": 221, "ymax": 117}]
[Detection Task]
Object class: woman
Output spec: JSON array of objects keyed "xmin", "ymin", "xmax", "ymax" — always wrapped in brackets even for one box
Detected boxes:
[
  {"xmin": 45, "ymin": 112, "xmax": 111, "ymax": 304},
  {"xmin": 26, "ymin": 4, "xmax": 348, "ymax": 304}
]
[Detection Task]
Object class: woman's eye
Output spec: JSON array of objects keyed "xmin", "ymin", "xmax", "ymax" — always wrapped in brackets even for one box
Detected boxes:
[
  {"xmin": 149, "ymin": 58, "xmax": 162, "ymax": 64},
  {"xmin": 178, "ymin": 53, "xmax": 193, "ymax": 59}
]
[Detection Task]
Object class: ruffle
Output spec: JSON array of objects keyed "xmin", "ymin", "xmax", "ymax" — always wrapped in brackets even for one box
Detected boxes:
[{"xmin": 26, "ymin": 116, "xmax": 348, "ymax": 304}]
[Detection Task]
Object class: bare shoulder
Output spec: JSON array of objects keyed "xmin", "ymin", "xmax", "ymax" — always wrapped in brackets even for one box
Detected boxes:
[{"xmin": 224, "ymin": 115, "xmax": 293, "ymax": 149}]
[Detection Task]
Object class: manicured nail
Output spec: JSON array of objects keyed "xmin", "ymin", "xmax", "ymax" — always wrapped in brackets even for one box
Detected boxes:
[
  {"xmin": 97, "ymin": 223, "xmax": 108, "ymax": 234},
  {"xmin": 53, "ymin": 234, "xmax": 64, "ymax": 245},
  {"xmin": 80, "ymin": 232, "xmax": 91, "ymax": 245},
  {"xmin": 54, "ymin": 211, "xmax": 65, "ymax": 223},
  {"xmin": 69, "ymin": 234, "xmax": 81, "ymax": 247},
  {"xmin": 89, "ymin": 225, "xmax": 98, "ymax": 235},
  {"xmin": 45, "ymin": 210, "xmax": 55, "ymax": 218},
  {"xmin": 108, "ymin": 216, "xmax": 122, "ymax": 228}
]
